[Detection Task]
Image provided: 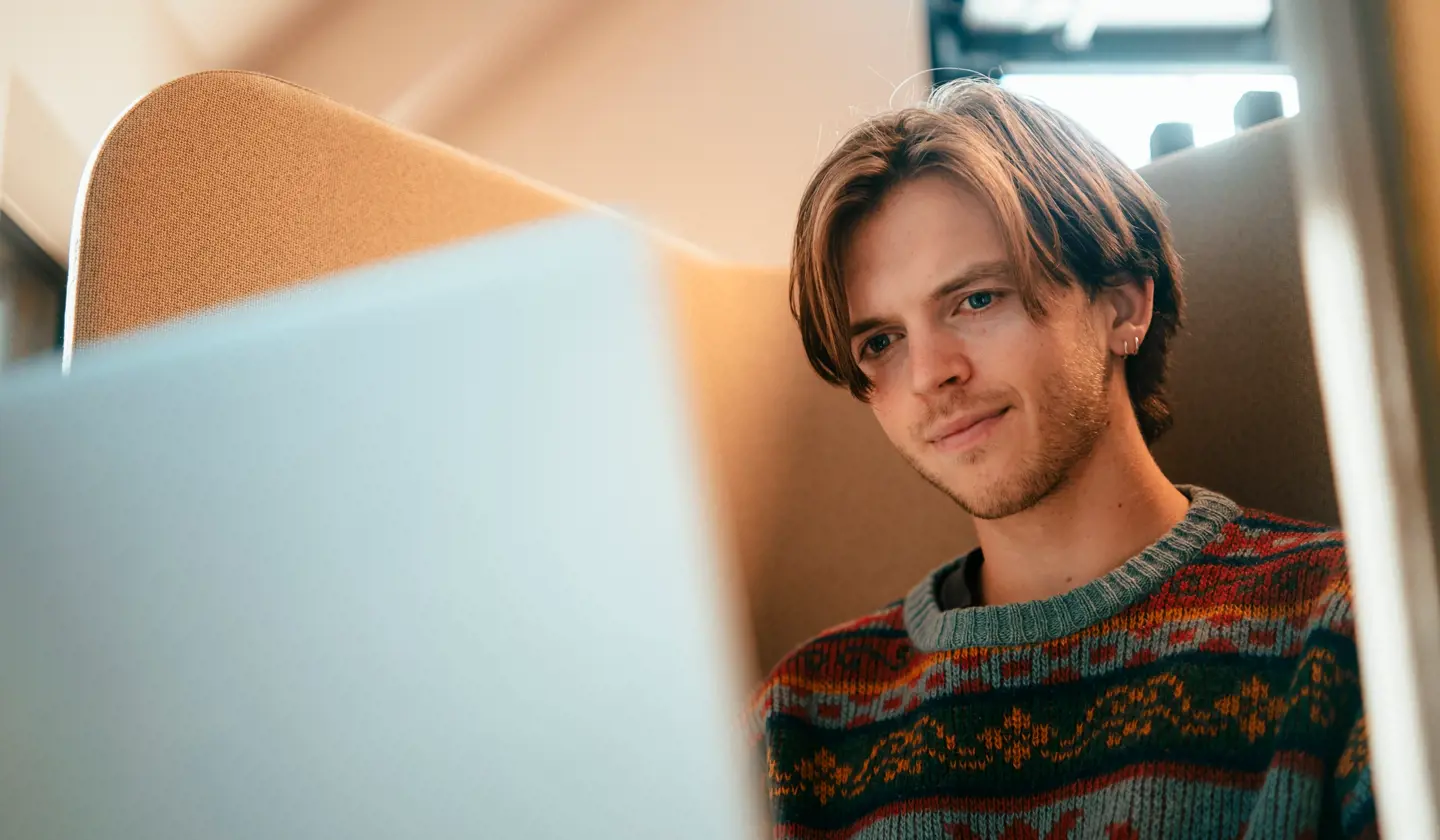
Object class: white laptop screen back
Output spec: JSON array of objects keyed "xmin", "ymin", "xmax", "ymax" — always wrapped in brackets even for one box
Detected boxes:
[{"xmin": 0, "ymin": 215, "xmax": 762, "ymax": 839}]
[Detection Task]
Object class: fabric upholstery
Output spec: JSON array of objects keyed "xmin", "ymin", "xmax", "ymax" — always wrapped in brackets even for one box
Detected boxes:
[
  {"xmin": 1141, "ymin": 120, "xmax": 1338, "ymax": 525},
  {"xmin": 68, "ymin": 71, "xmax": 580, "ymax": 342}
]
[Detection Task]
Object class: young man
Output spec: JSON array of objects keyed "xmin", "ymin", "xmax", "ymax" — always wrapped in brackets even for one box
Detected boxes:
[{"xmin": 750, "ymin": 80, "xmax": 1377, "ymax": 838}]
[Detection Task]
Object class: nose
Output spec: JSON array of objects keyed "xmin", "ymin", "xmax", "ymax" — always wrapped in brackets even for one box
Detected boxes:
[{"xmin": 907, "ymin": 327, "xmax": 973, "ymax": 395}]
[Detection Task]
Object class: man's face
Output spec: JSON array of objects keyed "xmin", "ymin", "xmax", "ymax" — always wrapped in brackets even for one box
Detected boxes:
[{"xmin": 842, "ymin": 174, "xmax": 1119, "ymax": 520}]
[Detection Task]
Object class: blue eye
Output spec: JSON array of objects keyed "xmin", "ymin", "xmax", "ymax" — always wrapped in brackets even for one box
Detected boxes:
[
  {"xmin": 861, "ymin": 333, "xmax": 894, "ymax": 359},
  {"xmin": 964, "ymin": 291, "xmax": 995, "ymax": 311}
]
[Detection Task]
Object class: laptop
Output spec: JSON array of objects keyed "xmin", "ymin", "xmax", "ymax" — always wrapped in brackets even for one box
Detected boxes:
[{"xmin": 0, "ymin": 214, "xmax": 765, "ymax": 839}]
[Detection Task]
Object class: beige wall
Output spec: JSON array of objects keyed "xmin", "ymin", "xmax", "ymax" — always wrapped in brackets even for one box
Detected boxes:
[
  {"xmin": 0, "ymin": 0, "xmax": 928, "ymax": 267},
  {"xmin": 2, "ymin": 76, "xmax": 85, "ymax": 260},
  {"xmin": 0, "ymin": 0, "xmax": 207, "ymax": 259},
  {"xmin": 439, "ymin": 0, "xmax": 929, "ymax": 265}
]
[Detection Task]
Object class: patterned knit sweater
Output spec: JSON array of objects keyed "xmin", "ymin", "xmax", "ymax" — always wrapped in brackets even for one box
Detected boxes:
[{"xmin": 749, "ymin": 488, "xmax": 1376, "ymax": 839}]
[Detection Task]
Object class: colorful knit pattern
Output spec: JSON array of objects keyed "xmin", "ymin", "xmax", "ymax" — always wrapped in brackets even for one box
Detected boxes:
[{"xmin": 749, "ymin": 489, "xmax": 1376, "ymax": 839}]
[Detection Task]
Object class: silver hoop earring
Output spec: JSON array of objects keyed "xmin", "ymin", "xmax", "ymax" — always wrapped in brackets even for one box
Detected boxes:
[{"xmin": 1122, "ymin": 338, "xmax": 1131, "ymax": 356}]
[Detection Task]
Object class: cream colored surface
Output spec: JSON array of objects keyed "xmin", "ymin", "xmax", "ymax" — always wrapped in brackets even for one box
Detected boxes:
[
  {"xmin": 0, "ymin": 66, "xmax": 8, "ymax": 206},
  {"xmin": 159, "ymin": 0, "xmax": 333, "ymax": 63},
  {"xmin": 0, "ymin": 0, "xmax": 199, "ymax": 260},
  {"xmin": 1, "ymin": 76, "xmax": 84, "ymax": 261},
  {"xmin": 0, "ymin": 0, "xmax": 927, "ymax": 266},
  {"xmin": 437, "ymin": 0, "xmax": 931, "ymax": 265},
  {"xmin": 256, "ymin": 0, "xmax": 589, "ymax": 135}
]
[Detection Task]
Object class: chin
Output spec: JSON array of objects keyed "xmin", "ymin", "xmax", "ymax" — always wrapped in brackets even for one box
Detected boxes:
[
  {"xmin": 947, "ymin": 475, "xmax": 1028, "ymax": 520},
  {"xmin": 954, "ymin": 481, "xmax": 1044, "ymax": 521},
  {"xmin": 917, "ymin": 445, "xmax": 1061, "ymax": 521},
  {"xmin": 910, "ymin": 453, "xmax": 1008, "ymax": 518}
]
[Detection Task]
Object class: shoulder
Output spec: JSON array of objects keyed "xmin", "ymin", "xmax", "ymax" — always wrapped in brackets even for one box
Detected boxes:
[
  {"xmin": 1209, "ymin": 506, "xmax": 1355, "ymax": 634},
  {"xmin": 746, "ymin": 600, "xmax": 913, "ymax": 737},
  {"xmin": 1218, "ymin": 506, "xmax": 1346, "ymax": 557}
]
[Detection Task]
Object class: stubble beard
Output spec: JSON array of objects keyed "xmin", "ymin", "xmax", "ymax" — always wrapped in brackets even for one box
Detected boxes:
[{"xmin": 903, "ymin": 343, "xmax": 1114, "ymax": 521}]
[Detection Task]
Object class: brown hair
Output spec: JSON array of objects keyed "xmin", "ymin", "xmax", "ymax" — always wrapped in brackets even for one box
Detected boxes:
[{"xmin": 790, "ymin": 78, "xmax": 1185, "ymax": 443}]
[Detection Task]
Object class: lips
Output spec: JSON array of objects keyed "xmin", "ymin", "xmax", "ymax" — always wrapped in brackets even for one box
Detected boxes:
[{"xmin": 927, "ymin": 407, "xmax": 1010, "ymax": 450}]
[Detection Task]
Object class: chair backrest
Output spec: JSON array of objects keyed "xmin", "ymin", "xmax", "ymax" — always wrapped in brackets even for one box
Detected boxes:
[
  {"xmin": 67, "ymin": 71, "xmax": 583, "ymax": 344},
  {"xmin": 1140, "ymin": 119, "xmax": 1337, "ymax": 525},
  {"xmin": 67, "ymin": 73, "xmax": 1334, "ymax": 674}
]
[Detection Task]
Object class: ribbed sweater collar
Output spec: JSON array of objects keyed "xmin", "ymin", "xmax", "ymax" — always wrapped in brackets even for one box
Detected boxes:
[{"xmin": 903, "ymin": 486, "xmax": 1240, "ymax": 651}]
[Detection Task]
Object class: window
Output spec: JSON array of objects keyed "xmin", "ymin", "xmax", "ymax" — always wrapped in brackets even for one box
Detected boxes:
[
  {"xmin": 1000, "ymin": 72, "xmax": 1299, "ymax": 169},
  {"xmin": 928, "ymin": 0, "xmax": 1293, "ymax": 167}
]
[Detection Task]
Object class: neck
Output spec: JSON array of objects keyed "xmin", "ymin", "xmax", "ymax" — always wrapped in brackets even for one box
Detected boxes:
[{"xmin": 971, "ymin": 416, "xmax": 1190, "ymax": 607}]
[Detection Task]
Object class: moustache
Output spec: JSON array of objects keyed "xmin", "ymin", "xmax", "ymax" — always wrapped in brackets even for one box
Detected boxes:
[{"xmin": 910, "ymin": 391, "xmax": 1013, "ymax": 441}]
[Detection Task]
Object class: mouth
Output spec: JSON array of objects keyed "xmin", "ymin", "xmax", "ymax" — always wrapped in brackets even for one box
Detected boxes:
[{"xmin": 928, "ymin": 407, "xmax": 1010, "ymax": 453}]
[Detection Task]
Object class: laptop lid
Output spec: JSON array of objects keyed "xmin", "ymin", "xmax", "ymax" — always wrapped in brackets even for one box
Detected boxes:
[{"xmin": 0, "ymin": 214, "xmax": 762, "ymax": 839}]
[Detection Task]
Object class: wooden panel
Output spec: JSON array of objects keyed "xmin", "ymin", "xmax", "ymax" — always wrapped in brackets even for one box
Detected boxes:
[{"xmin": 1389, "ymin": 0, "xmax": 1440, "ymax": 367}]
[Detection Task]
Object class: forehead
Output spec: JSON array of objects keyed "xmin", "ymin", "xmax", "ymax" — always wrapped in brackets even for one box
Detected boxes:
[{"xmin": 842, "ymin": 174, "xmax": 1009, "ymax": 314}]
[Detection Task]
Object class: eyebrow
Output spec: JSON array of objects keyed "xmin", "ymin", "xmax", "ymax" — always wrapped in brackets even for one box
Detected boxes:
[{"xmin": 848, "ymin": 260, "xmax": 1014, "ymax": 339}]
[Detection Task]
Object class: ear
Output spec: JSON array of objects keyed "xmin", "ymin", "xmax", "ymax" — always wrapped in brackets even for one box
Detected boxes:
[{"xmin": 1101, "ymin": 275, "xmax": 1154, "ymax": 358}]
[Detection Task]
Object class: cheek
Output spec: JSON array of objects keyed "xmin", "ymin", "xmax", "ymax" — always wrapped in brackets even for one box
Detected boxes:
[
  {"xmin": 868, "ymin": 391, "xmax": 915, "ymax": 446},
  {"xmin": 975, "ymin": 322, "xmax": 1055, "ymax": 393},
  {"xmin": 963, "ymin": 313, "xmax": 1033, "ymax": 375}
]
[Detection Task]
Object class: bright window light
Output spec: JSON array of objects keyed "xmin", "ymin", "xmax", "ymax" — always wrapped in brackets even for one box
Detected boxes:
[
  {"xmin": 964, "ymin": 0, "xmax": 1272, "ymax": 31},
  {"xmin": 999, "ymin": 73, "xmax": 1300, "ymax": 168}
]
